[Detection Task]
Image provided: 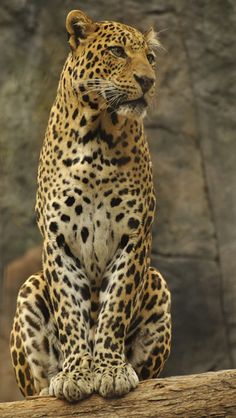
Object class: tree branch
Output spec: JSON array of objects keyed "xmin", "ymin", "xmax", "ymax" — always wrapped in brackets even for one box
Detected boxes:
[{"xmin": 1, "ymin": 370, "xmax": 236, "ymax": 417}]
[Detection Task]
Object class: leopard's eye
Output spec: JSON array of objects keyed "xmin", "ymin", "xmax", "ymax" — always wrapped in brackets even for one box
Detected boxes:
[
  {"xmin": 147, "ymin": 53, "xmax": 155, "ymax": 64},
  {"xmin": 108, "ymin": 46, "xmax": 127, "ymax": 58}
]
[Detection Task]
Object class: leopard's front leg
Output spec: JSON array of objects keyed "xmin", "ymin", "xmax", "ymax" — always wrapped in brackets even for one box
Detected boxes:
[
  {"xmin": 93, "ymin": 237, "xmax": 148, "ymax": 398},
  {"xmin": 44, "ymin": 241, "xmax": 93, "ymax": 402}
]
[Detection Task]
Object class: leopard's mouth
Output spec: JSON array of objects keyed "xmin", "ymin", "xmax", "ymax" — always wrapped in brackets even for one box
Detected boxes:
[
  {"xmin": 120, "ymin": 96, "xmax": 148, "ymax": 109},
  {"xmin": 114, "ymin": 96, "xmax": 148, "ymax": 118},
  {"xmin": 106, "ymin": 93, "xmax": 149, "ymax": 118}
]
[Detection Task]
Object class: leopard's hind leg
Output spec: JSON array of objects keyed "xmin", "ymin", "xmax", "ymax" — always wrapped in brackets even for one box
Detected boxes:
[
  {"xmin": 10, "ymin": 273, "xmax": 62, "ymax": 397},
  {"xmin": 126, "ymin": 267, "xmax": 171, "ymax": 380}
]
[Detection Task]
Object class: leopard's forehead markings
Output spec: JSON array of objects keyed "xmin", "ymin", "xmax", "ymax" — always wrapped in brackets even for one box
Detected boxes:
[{"xmin": 97, "ymin": 21, "xmax": 146, "ymax": 50}]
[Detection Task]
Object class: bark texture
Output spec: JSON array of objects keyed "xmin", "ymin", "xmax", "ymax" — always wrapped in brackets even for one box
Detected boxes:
[{"xmin": 0, "ymin": 370, "xmax": 236, "ymax": 418}]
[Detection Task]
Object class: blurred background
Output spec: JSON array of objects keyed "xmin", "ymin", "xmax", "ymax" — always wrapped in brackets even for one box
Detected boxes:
[{"xmin": 1, "ymin": 0, "xmax": 236, "ymax": 402}]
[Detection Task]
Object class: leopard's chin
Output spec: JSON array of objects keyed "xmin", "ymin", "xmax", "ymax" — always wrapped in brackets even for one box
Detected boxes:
[
  {"xmin": 116, "ymin": 97, "xmax": 148, "ymax": 119},
  {"xmin": 117, "ymin": 106, "xmax": 147, "ymax": 119}
]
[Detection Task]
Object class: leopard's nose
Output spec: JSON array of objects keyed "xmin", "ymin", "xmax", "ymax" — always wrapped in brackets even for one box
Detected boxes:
[{"xmin": 134, "ymin": 74, "xmax": 155, "ymax": 93}]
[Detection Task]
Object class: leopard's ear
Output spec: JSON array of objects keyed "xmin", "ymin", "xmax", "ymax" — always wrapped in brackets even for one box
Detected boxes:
[
  {"xmin": 144, "ymin": 27, "xmax": 161, "ymax": 50},
  {"xmin": 66, "ymin": 10, "xmax": 96, "ymax": 50}
]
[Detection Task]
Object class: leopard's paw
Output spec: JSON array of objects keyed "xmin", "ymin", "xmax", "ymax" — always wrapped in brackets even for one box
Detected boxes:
[
  {"xmin": 94, "ymin": 362, "xmax": 139, "ymax": 398},
  {"xmin": 49, "ymin": 369, "xmax": 93, "ymax": 402}
]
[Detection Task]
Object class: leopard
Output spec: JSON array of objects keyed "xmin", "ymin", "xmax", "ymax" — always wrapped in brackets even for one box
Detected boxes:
[{"xmin": 10, "ymin": 9, "xmax": 171, "ymax": 402}]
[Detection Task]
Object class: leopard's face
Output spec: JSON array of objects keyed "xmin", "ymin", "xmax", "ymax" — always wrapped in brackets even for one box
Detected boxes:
[{"xmin": 66, "ymin": 11, "xmax": 159, "ymax": 118}]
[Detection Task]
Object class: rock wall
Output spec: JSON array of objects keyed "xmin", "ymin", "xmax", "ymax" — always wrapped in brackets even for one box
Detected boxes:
[{"xmin": 0, "ymin": 0, "xmax": 235, "ymax": 401}]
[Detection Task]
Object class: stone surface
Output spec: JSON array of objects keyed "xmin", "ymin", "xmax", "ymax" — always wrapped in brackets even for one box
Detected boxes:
[
  {"xmin": 152, "ymin": 254, "xmax": 230, "ymax": 376},
  {"xmin": 0, "ymin": 0, "xmax": 235, "ymax": 402},
  {"xmin": 178, "ymin": 0, "xmax": 236, "ymax": 365},
  {"xmin": 148, "ymin": 127, "xmax": 216, "ymax": 258}
]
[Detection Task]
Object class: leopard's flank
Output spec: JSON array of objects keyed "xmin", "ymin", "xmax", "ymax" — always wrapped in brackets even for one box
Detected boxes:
[{"xmin": 10, "ymin": 9, "xmax": 171, "ymax": 402}]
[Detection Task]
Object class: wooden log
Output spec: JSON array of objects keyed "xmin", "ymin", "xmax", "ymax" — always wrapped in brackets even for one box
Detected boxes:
[{"xmin": 0, "ymin": 370, "xmax": 236, "ymax": 417}]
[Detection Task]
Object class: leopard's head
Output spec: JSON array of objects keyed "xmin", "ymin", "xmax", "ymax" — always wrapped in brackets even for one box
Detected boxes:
[{"xmin": 66, "ymin": 9, "xmax": 160, "ymax": 119}]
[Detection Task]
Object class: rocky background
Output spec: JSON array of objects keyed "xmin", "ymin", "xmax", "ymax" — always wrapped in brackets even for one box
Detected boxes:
[{"xmin": 1, "ymin": 0, "xmax": 235, "ymax": 402}]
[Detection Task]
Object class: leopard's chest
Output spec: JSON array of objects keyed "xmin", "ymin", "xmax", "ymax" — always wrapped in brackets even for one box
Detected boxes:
[
  {"xmin": 56, "ymin": 185, "xmax": 139, "ymax": 280},
  {"xmin": 38, "ymin": 133, "xmax": 151, "ymax": 281},
  {"xmin": 41, "ymin": 149, "xmax": 143, "ymax": 280}
]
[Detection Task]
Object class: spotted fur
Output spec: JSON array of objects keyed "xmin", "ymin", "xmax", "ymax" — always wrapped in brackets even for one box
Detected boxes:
[{"xmin": 10, "ymin": 9, "xmax": 171, "ymax": 402}]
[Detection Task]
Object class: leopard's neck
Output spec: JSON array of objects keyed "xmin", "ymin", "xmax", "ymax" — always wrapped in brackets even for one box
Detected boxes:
[{"xmin": 45, "ymin": 76, "xmax": 147, "ymax": 167}]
